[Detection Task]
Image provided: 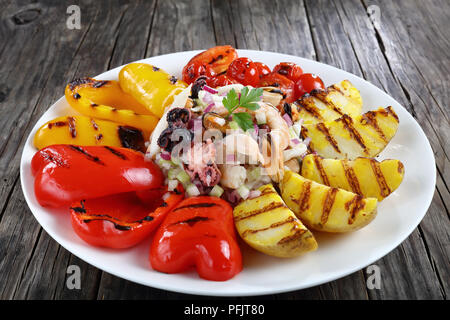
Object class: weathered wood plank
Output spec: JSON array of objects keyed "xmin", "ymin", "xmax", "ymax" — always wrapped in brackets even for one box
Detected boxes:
[
  {"xmin": 212, "ymin": 0, "xmax": 316, "ymax": 60},
  {"xmin": 0, "ymin": 186, "xmax": 41, "ymax": 299},
  {"xmin": 360, "ymin": 0, "xmax": 449, "ymax": 298},
  {"xmin": 0, "ymin": 0, "xmax": 157, "ymax": 300},
  {"xmin": 145, "ymin": 0, "xmax": 216, "ymax": 57}
]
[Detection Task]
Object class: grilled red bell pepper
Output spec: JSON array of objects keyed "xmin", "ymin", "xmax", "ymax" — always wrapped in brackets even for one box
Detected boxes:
[
  {"xmin": 70, "ymin": 187, "xmax": 184, "ymax": 249},
  {"xmin": 150, "ymin": 196, "xmax": 242, "ymax": 281},
  {"xmin": 31, "ymin": 145, "xmax": 163, "ymax": 207}
]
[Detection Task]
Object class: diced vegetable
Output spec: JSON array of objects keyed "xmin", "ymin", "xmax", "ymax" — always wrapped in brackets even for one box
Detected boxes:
[
  {"xmin": 237, "ymin": 185, "xmax": 250, "ymax": 200},
  {"xmin": 176, "ymin": 170, "xmax": 191, "ymax": 185},
  {"xmin": 209, "ymin": 185, "xmax": 224, "ymax": 198},
  {"xmin": 168, "ymin": 168, "xmax": 181, "ymax": 180},
  {"xmin": 186, "ymin": 184, "xmax": 200, "ymax": 197},
  {"xmin": 247, "ymin": 167, "xmax": 261, "ymax": 182},
  {"xmin": 168, "ymin": 179, "xmax": 179, "ymax": 192},
  {"xmin": 158, "ymin": 159, "xmax": 173, "ymax": 170}
]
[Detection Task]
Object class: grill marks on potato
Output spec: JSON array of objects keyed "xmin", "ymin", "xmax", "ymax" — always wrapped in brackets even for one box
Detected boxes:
[
  {"xmin": 295, "ymin": 82, "xmax": 356, "ymax": 123},
  {"xmin": 241, "ymin": 216, "xmax": 295, "ymax": 238},
  {"xmin": 303, "ymin": 155, "xmax": 395, "ymax": 200},
  {"xmin": 341, "ymin": 159, "xmax": 363, "ymax": 195},
  {"xmin": 313, "ymin": 154, "xmax": 330, "ymax": 186},
  {"xmin": 360, "ymin": 111, "xmax": 387, "ymax": 143},
  {"xmin": 321, "ymin": 188, "xmax": 338, "ymax": 225},
  {"xmin": 336, "ymin": 114, "xmax": 368, "ymax": 155},
  {"xmin": 234, "ymin": 202, "xmax": 286, "ymax": 222},
  {"xmin": 302, "ymin": 106, "xmax": 399, "ymax": 159},
  {"xmin": 295, "ymin": 180, "xmax": 312, "ymax": 213},
  {"xmin": 345, "ymin": 195, "xmax": 365, "ymax": 225},
  {"xmin": 281, "ymin": 171, "xmax": 378, "ymax": 233},
  {"xmin": 233, "ymin": 184, "xmax": 318, "ymax": 257},
  {"xmin": 314, "ymin": 123, "xmax": 341, "ymax": 153},
  {"xmin": 369, "ymin": 159, "xmax": 391, "ymax": 198}
]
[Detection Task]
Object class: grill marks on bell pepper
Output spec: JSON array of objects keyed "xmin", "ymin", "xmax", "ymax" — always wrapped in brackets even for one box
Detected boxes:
[
  {"xmin": 173, "ymin": 202, "xmax": 219, "ymax": 212},
  {"xmin": 70, "ymin": 200, "xmax": 86, "ymax": 213},
  {"xmin": 150, "ymin": 196, "xmax": 242, "ymax": 281},
  {"xmin": 47, "ymin": 121, "xmax": 68, "ymax": 129},
  {"xmin": 170, "ymin": 216, "xmax": 211, "ymax": 227},
  {"xmin": 68, "ymin": 145, "xmax": 105, "ymax": 165},
  {"xmin": 41, "ymin": 150, "xmax": 69, "ymax": 168},
  {"xmin": 103, "ymin": 146, "xmax": 128, "ymax": 160},
  {"xmin": 69, "ymin": 77, "xmax": 109, "ymax": 91},
  {"xmin": 71, "ymin": 198, "xmax": 158, "ymax": 231},
  {"xmin": 118, "ymin": 126, "xmax": 146, "ymax": 152},
  {"xmin": 67, "ymin": 116, "xmax": 77, "ymax": 138}
]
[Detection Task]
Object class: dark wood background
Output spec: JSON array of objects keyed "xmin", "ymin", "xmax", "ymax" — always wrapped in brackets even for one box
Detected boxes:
[{"xmin": 0, "ymin": 0, "xmax": 448, "ymax": 300}]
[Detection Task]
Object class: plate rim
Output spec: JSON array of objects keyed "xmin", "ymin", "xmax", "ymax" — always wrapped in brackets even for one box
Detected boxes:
[{"xmin": 19, "ymin": 49, "xmax": 437, "ymax": 296}]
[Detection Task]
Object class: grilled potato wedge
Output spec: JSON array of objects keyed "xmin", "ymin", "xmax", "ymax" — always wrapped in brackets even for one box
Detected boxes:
[
  {"xmin": 301, "ymin": 106, "xmax": 399, "ymax": 159},
  {"xmin": 301, "ymin": 154, "xmax": 405, "ymax": 201},
  {"xmin": 281, "ymin": 171, "xmax": 378, "ymax": 233},
  {"xmin": 293, "ymin": 80, "xmax": 362, "ymax": 124},
  {"xmin": 233, "ymin": 184, "xmax": 318, "ymax": 258}
]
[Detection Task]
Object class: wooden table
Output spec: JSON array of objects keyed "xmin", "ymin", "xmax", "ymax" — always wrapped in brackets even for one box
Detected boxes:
[{"xmin": 0, "ymin": 0, "xmax": 448, "ymax": 300}]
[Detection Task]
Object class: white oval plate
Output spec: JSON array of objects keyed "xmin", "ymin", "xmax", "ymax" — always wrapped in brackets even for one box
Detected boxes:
[{"xmin": 20, "ymin": 50, "xmax": 436, "ymax": 296}]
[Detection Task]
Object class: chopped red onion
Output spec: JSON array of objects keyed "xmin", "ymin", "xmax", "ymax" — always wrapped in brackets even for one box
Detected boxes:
[
  {"xmin": 203, "ymin": 103, "xmax": 215, "ymax": 113},
  {"xmin": 160, "ymin": 152, "xmax": 171, "ymax": 160},
  {"xmin": 225, "ymin": 189, "xmax": 241, "ymax": 205},
  {"xmin": 203, "ymin": 85, "xmax": 218, "ymax": 94},
  {"xmin": 248, "ymin": 190, "xmax": 261, "ymax": 199},
  {"xmin": 283, "ymin": 113, "xmax": 293, "ymax": 126}
]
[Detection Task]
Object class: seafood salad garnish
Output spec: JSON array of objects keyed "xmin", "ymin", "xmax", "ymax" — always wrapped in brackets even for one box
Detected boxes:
[{"xmin": 149, "ymin": 79, "xmax": 309, "ymax": 204}]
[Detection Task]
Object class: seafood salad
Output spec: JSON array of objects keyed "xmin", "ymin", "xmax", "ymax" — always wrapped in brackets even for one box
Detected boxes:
[{"xmin": 148, "ymin": 79, "xmax": 309, "ymax": 204}]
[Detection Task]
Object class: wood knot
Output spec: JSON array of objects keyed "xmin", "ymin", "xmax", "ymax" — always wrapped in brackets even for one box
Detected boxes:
[
  {"xmin": 0, "ymin": 84, "xmax": 10, "ymax": 103},
  {"xmin": 12, "ymin": 8, "xmax": 41, "ymax": 25}
]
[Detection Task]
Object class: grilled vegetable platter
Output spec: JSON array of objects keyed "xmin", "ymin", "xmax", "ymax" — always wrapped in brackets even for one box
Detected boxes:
[{"xmin": 21, "ymin": 46, "xmax": 433, "ymax": 294}]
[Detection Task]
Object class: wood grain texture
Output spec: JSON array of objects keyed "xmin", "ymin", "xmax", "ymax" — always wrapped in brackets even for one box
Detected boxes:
[{"xmin": 0, "ymin": 0, "xmax": 448, "ymax": 300}]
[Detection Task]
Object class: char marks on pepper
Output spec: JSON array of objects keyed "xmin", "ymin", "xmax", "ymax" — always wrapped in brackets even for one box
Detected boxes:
[
  {"xmin": 103, "ymin": 146, "xmax": 128, "ymax": 160},
  {"xmin": 68, "ymin": 145, "xmax": 105, "ymax": 165},
  {"xmin": 118, "ymin": 126, "xmax": 146, "ymax": 152},
  {"xmin": 67, "ymin": 116, "xmax": 77, "ymax": 138},
  {"xmin": 173, "ymin": 203, "xmax": 219, "ymax": 212}
]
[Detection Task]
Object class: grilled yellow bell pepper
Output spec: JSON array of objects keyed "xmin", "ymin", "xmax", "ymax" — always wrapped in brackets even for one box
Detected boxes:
[
  {"xmin": 34, "ymin": 115, "xmax": 149, "ymax": 152},
  {"xmin": 119, "ymin": 63, "xmax": 187, "ymax": 118},
  {"xmin": 65, "ymin": 78, "xmax": 159, "ymax": 133}
]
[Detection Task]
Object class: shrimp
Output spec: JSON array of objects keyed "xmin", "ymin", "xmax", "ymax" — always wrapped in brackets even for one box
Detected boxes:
[
  {"xmin": 284, "ymin": 158, "xmax": 300, "ymax": 173},
  {"xmin": 219, "ymin": 133, "xmax": 266, "ymax": 166},
  {"xmin": 252, "ymin": 102, "xmax": 290, "ymax": 182}
]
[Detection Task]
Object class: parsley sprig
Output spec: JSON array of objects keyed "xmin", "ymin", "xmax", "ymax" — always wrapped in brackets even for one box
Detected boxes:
[{"xmin": 222, "ymin": 87, "xmax": 263, "ymax": 131}]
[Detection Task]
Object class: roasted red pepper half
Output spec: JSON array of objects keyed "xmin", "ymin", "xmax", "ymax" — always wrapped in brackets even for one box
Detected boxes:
[
  {"xmin": 70, "ymin": 186, "xmax": 184, "ymax": 249},
  {"xmin": 150, "ymin": 196, "xmax": 242, "ymax": 281},
  {"xmin": 31, "ymin": 145, "xmax": 163, "ymax": 207}
]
